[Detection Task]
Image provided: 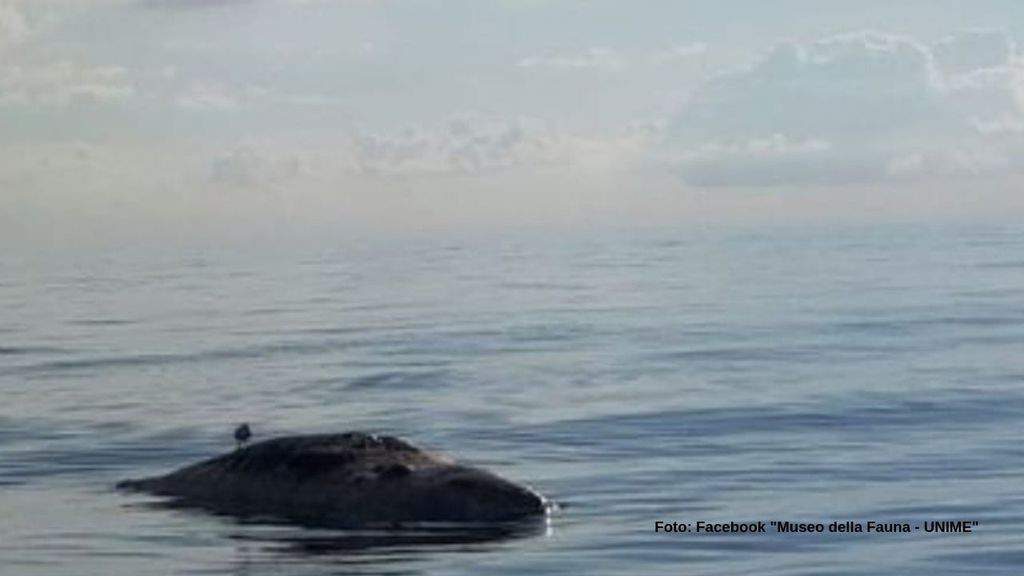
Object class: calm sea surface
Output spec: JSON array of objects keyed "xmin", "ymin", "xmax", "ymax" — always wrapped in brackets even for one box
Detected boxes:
[{"xmin": 2, "ymin": 225, "xmax": 1024, "ymax": 575}]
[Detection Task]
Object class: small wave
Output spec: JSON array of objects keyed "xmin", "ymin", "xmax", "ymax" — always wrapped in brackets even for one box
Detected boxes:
[
  {"xmin": 934, "ymin": 550, "xmax": 1024, "ymax": 568},
  {"xmin": 647, "ymin": 344, "xmax": 893, "ymax": 366},
  {"xmin": 523, "ymin": 391, "xmax": 1024, "ymax": 451},
  {"xmin": 0, "ymin": 345, "xmax": 68, "ymax": 356},
  {"xmin": 972, "ymin": 260, "xmax": 1024, "ymax": 269},
  {"xmin": 343, "ymin": 370, "xmax": 448, "ymax": 391},
  {"xmin": 67, "ymin": 319, "xmax": 136, "ymax": 326},
  {"xmin": 5, "ymin": 340, "xmax": 367, "ymax": 376},
  {"xmin": 497, "ymin": 281, "xmax": 590, "ymax": 291},
  {"xmin": 0, "ymin": 424, "xmax": 217, "ymax": 486}
]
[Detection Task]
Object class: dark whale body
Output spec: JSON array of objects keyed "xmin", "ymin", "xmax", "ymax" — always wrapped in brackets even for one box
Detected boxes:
[{"xmin": 117, "ymin": 432, "xmax": 548, "ymax": 528}]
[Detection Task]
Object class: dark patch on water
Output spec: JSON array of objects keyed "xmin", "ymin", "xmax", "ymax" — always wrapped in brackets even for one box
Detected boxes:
[
  {"xmin": 344, "ymin": 370, "xmax": 449, "ymax": 391},
  {"xmin": 0, "ymin": 345, "xmax": 69, "ymax": 355},
  {"xmin": 67, "ymin": 319, "xmax": 136, "ymax": 326}
]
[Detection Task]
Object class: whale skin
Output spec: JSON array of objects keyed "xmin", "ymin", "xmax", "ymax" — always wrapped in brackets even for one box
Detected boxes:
[{"xmin": 116, "ymin": 432, "xmax": 549, "ymax": 528}]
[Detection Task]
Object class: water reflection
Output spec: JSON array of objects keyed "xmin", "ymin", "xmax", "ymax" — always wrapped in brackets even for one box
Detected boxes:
[{"xmin": 237, "ymin": 522, "xmax": 550, "ymax": 556}]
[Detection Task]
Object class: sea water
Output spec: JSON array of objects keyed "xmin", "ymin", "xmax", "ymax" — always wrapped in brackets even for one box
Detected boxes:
[{"xmin": 2, "ymin": 224, "xmax": 1023, "ymax": 575}]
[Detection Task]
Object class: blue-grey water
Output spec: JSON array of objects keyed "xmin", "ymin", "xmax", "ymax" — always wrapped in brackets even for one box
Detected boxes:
[{"xmin": 2, "ymin": 224, "xmax": 1024, "ymax": 575}]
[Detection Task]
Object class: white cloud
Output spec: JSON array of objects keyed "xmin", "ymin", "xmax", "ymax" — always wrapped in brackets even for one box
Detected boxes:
[
  {"xmin": 352, "ymin": 113, "xmax": 547, "ymax": 176},
  {"xmin": 887, "ymin": 145, "xmax": 1012, "ymax": 179},
  {"xmin": 0, "ymin": 61, "xmax": 134, "ymax": 106},
  {"xmin": 351, "ymin": 112, "xmax": 649, "ymax": 177},
  {"xmin": 0, "ymin": 1, "xmax": 29, "ymax": 48},
  {"xmin": 674, "ymin": 135, "xmax": 877, "ymax": 187},
  {"xmin": 174, "ymin": 82, "xmax": 244, "ymax": 110},
  {"xmin": 172, "ymin": 81, "xmax": 336, "ymax": 110},
  {"xmin": 668, "ymin": 30, "xmax": 1024, "ymax": 186},
  {"xmin": 517, "ymin": 47, "xmax": 624, "ymax": 70},
  {"xmin": 210, "ymin": 145, "xmax": 301, "ymax": 187},
  {"xmin": 649, "ymin": 42, "xmax": 708, "ymax": 64},
  {"xmin": 933, "ymin": 29, "xmax": 1014, "ymax": 76},
  {"xmin": 970, "ymin": 113, "xmax": 1024, "ymax": 135},
  {"xmin": 517, "ymin": 44, "xmax": 707, "ymax": 71},
  {"xmin": 680, "ymin": 134, "xmax": 832, "ymax": 161}
]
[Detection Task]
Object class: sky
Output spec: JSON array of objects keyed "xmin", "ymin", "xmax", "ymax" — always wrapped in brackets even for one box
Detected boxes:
[{"xmin": 3, "ymin": 0, "xmax": 1024, "ymax": 248}]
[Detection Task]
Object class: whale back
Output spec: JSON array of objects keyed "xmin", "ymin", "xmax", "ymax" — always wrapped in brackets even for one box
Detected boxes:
[
  {"xmin": 123, "ymin": 432, "xmax": 450, "ymax": 489},
  {"xmin": 117, "ymin": 431, "xmax": 546, "ymax": 527},
  {"xmin": 212, "ymin": 432, "xmax": 441, "ymax": 479}
]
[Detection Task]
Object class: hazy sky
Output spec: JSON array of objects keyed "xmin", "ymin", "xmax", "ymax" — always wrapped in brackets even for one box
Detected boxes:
[{"xmin": 3, "ymin": 0, "xmax": 1024, "ymax": 248}]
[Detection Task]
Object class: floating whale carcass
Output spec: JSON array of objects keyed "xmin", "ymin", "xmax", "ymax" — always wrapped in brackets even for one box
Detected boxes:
[{"xmin": 117, "ymin": 432, "xmax": 550, "ymax": 528}]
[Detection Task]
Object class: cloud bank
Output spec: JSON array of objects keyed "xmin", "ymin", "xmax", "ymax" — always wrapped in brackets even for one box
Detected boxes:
[
  {"xmin": 668, "ymin": 30, "xmax": 1024, "ymax": 186},
  {"xmin": 351, "ymin": 113, "xmax": 648, "ymax": 177},
  {"xmin": 1, "ymin": 61, "xmax": 134, "ymax": 106}
]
